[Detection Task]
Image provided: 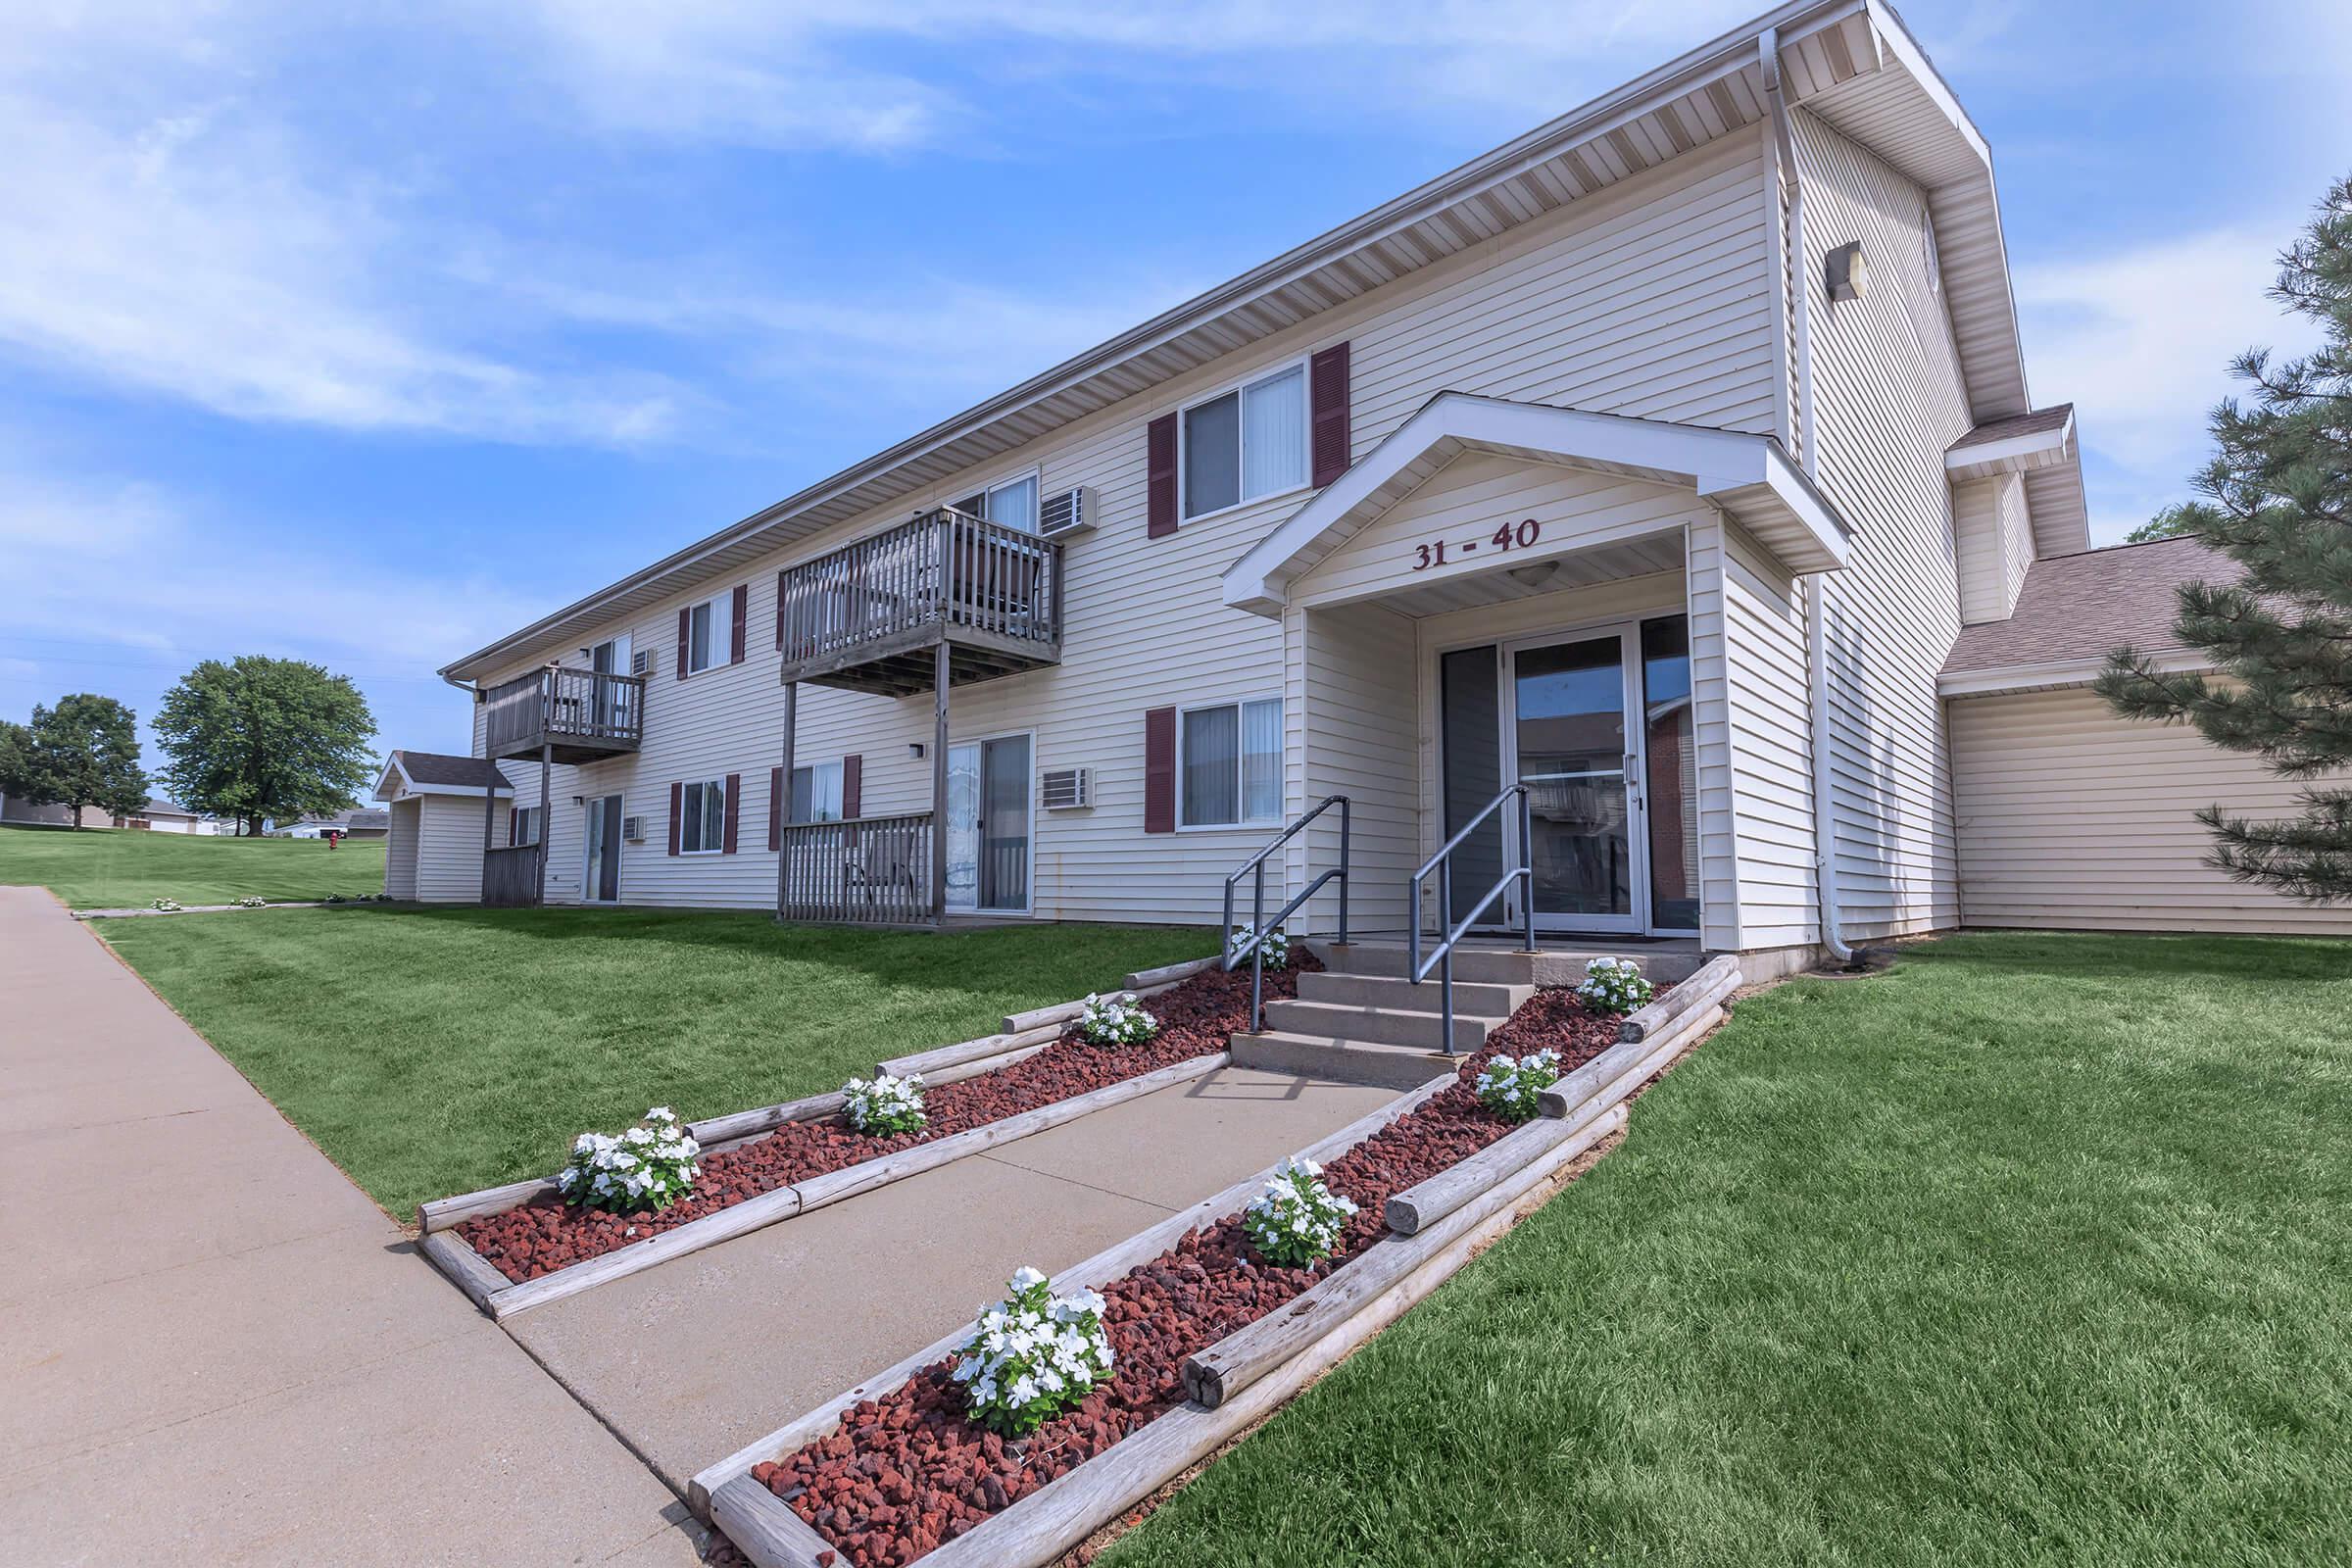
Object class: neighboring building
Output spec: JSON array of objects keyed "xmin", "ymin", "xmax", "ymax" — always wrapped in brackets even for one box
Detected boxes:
[
  {"xmin": 288, "ymin": 809, "xmax": 392, "ymax": 841},
  {"xmin": 403, "ymin": 0, "xmax": 2348, "ymax": 953},
  {"xmin": 112, "ymin": 798, "xmax": 215, "ymax": 834},
  {"xmin": 0, "ymin": 796, "xmax": 111, "ymax": 829},
  {"xmin": 372, "ymin": 752, "xmax": 513, "ymax": 902}
]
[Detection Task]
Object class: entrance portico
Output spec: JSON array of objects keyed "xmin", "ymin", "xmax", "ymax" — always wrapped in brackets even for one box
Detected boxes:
[{"xmin": 1223, "ymin": 393, "xmax": 1850, "ymax": 957}]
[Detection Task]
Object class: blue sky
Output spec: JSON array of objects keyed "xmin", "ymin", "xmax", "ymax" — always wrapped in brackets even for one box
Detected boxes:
[{"xmin": 3, "ymin": 0, "xmax": 2347, "ymax": 772}]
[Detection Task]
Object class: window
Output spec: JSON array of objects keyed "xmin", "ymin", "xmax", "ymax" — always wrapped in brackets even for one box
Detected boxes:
[
  {"xmin": 512, "ymin": 806, "xmax": 542, "ymax": 847},
  {"xmin": 1923, "ymin": 213, "xmax": 1941, "ymax": 294},
  {"xmin": 1179, "ymin": 698, "xmax": 1283, "ymax": 827},
  {"xmin": 679, "ymin": 777, "xmax": 727, "ymax": 853},
  {"xmin": 952, "ymin": 472, "xmax": 1041, "ymax": 534},
  {"xmin": 1182, "ymin": 365, "xmax": 1307, "ymax": 520},
  {"xmin": 790, "ymin": 760, "xmax": 844, "ymax": 823},
  {"xmin": 686, "ymin": 592, "xmax": 731, "ymax": 674}
]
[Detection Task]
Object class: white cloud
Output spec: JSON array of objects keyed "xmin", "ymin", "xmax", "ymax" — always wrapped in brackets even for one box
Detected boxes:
[{"xmin": 2017, "ymin": 221, "xmax": 2321, "ymax": 539}]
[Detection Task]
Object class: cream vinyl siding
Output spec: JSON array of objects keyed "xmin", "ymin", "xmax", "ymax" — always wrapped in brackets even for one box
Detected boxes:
[
  {"xmin": 384, "ymin": 798, "xmax": 420, "ymax": 900},
  {"xmin": 1952, "ymin": 471, "xmax": 2031, "ymax": 626},
  {"xmin": 463, "ymin": 134, "xmax": 1781, "ymax": 926},
  {"xmin": 1789, "ymin": 109, "xmax": 1969, "ymax": 940},
  {"xmin": 1289, "ymin": 600, "xmax": 1418, "ymax": 935},
  {"xmin": 1950, "ymin": 687, "xmax": 2352, "ymax": 934},
  {"xmin": 414, "ymin": 794, "xmax": 491, "ymax": 904}
]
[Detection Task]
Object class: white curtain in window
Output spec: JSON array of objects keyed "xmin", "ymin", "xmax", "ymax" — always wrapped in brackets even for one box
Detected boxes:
[
  {"xmin": 1241, "ymin": 368, "xmax": 1306, "ymax": 499},
  {"xmin": 709, "ymin": 592, "xmax": 731, "ymax": 665},
  {"xmin": 701, "ymin": 778, "xmax": 726, "ymax": 850},
  {"xmin": 1241, "ymin": 698, "xmax": 1282, "ymax": 821},
  {"xmin": 986, "ymin": 475, "xmax": 1040, "ymax": 533},
  {"xmin": 1182, "ymin": 706, "xmax": 1240, "ymax": 826}
]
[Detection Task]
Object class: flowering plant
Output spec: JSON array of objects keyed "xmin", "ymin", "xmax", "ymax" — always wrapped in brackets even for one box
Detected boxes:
[
  {"xmin": 558, "ymin": 1106, "xmax": 701, "ymax": 1212},
  {"xmin": 842, "ymin": 1070, "xmax": 927, "ymax": 1135},
  {"xmin": 1476, "ymin": 1049, "xmax": 1563, "ymax": 1123},
  {"xmin": 1230, "ymin": 922, "xmax": 1290, "ymax": 968},
  {"xmin": 232, "ymin": 895, "xmax": 267, "ymax": 907},
  {"xmin": 950, "ymin": 1266, "xmax": 1116, "ymax": 1437},
  {"xmin": 1575, "ymin": 956, "xmax": 1653, "ymax": 1014},
  {"xmin": 1244, "ymin": 1154, "xmax": 1358, "ymax": 1267},
  {"xmin": 150, "ymin": 897, "xmax": 181, "ymax": 912},
  {"xmin": 1078, "ymin": 991, "xmax": 1158, "ymax": 1046}
]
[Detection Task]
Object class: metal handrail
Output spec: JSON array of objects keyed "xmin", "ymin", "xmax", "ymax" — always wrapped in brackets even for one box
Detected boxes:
[
  {"xmin": 1409, "ymin": 783, "xmax": 1537, "ymax": 1055},
  {"xmin": 1222, "ymin": 795, "xmax": 1350, "ymax": 1034}
]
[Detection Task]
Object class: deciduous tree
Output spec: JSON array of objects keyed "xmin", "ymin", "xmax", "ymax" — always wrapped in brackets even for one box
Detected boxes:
[
  {"xmin": 0, "ymin": 696, "xmax": 150, "ymax": 827},
  {"xmin": 154, "ymin": 657, "xmax": 377, "ymax": 840}
]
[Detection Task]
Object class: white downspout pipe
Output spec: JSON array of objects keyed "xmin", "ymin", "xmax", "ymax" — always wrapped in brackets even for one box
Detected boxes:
[{"xmin": 1763, "ymin": 26, "xmax": 1851, "ymax": 962}]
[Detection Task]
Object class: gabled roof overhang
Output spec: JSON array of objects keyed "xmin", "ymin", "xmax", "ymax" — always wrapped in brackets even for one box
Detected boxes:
[{"xmin": 1222, "ymin": 394, "xmax": 1850, "ymax": 616}]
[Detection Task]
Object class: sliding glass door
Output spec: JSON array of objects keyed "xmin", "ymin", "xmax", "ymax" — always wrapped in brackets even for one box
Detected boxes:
[{"xmin": 944, "ymin": 733, "xmax": 1032, "ymax": 912}]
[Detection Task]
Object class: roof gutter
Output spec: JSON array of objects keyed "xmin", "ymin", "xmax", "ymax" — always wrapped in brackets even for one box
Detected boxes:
[{"xmin": 1764, "ymin": 25, "xmax": 1849, "ymax": 963}]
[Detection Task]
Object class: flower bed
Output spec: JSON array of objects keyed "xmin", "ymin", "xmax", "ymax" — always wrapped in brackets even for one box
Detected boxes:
[
  {"xmin": 458, "ymin": 957, "xmax": 1316, "ymax": 1284},
  {"xmin": 747, "ymin": 985, "xmax": 1636, "ymax": 1566}
]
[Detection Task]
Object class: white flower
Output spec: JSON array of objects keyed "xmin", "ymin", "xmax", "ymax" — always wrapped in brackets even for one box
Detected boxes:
[{"xmin": 1009, "ymin": 1265, "xmax": 1047, "ymax": 1293}]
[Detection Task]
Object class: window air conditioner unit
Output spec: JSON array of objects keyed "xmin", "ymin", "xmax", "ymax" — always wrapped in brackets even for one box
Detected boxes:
[
  {"xmin": 1040, "ymin": 766, "xmax": 1091, "ymax": 810},
  {"xmin": 1038, "ymin": 485, "xmax": 1094, "ymax": 538},
  {"xmin": 620, "ymin": 815, "xmax": 648, "ymax": 843},
  {"xmin": 630, "ymin": 648, "xmax": 654, "ymax": 676}
]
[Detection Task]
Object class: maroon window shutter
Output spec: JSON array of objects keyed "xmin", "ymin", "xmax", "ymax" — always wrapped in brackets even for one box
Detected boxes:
[
  {"xmin": 1146, "ymin": 414, "xmax": 1178, "ymax": 539},
  {"xmin": 774, "ymin": 569, "xmax": 787, "ymax": 649},
  {"xmin": 722, "ymin": 772, "xmax": 741, "ymax": 854},
  {"xmin": 667, "ymin": 782, "xmax": 682, "ymax": 856},
  {"xmin": 730, "ymin": 584, "xmax": 749, "ymax": 664},
  {"xmin": 1310, "ymin": 340, "xmax": 1351, "ymax": 488},
  {"xmin": 1144, "ymin": 708, "xmax": 1177, "ymax": 833},
  {"xmin": 842, "ymin": 754, "xmax": 862, "ymax": 821},
  {"xmin": 675, "ymin": 608, "xmax": 690, "ymax": 681},
  {"xmin": 768, "ymin": 766, "xmax": 785, "ymax": 851}
]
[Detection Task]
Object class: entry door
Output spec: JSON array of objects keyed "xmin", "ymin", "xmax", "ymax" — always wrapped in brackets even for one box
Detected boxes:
[
  {"xmin": 1506, "ymin": 629, "xmax": 1646, "ymax": 933},
  {"xmin": 581, "ymin": 794, "xmax": 623, "ymax": 903},
  {"xmin": 944, "ymin": 735, "xmax": 1032, "ymax": 912}
]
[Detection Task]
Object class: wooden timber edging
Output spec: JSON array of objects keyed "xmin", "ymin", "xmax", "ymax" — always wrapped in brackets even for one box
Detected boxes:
[
  {"xmin": 688, "ymin": 1069, "xmax": 1459, "ymax": 1518},
  {"xmin": 701, "ymin": 971, "xmax": 1741, "ymax": 1568},
  {"xmin": 416, "ymin": 1053, "xmax": 1236, "ymax": 1321},
  {"xmin": 878, "ymin": 956, "xmax": 1217, "ymax": 1079}
]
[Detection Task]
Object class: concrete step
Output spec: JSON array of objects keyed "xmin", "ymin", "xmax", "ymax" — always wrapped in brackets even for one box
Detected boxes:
[
  {"xmin": 1259, "ymin": 998, "xmax": 1497, "ymax": 1054},
  {"xmin": 1231, "ymin": 1030, "xmax": 1468, "ymax": 1092},
  {"xmin": 1311, "ymin": 943, "xmax": 1540, "ymax": 986},
  {"xmin": 1297, "ymin": 969, "xmax": 1534, "ymax": 1016}
]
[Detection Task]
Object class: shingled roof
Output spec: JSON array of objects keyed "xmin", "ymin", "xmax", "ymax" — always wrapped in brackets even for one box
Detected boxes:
[
  {"xmin": 1941, "ymin": 535, "xmax": 2229, "ymax": 679},
  {"xmin": 385, "ymin": 751, "xmax": 511, "ymax": 791},
  {"xmin": 1947, "ymin": 402, "xmax": 2075, "ymax": 453}
]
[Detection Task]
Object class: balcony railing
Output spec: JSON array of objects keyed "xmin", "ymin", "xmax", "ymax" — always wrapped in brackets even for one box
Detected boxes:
[
  {"xmin": 777, "ymin": 812, "xmax": 934, "ymax": 924},
  {"xmin": 776, "ymin": 508, "xmax": 1062, "ymax": 692},
  {"xmin": 481, "ymin": 665, "xmax": 645, "ymax": 762}
]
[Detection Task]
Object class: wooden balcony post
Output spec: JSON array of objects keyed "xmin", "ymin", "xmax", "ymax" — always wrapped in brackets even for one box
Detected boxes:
[
  {"xmin": 534, "ymin": 742, "xmax": 552, "ymax": 907},
  {"xmin": 773, "ymin": 680, "xmax": 797, "ymax": 922},
  {"xmin": 932, "ymin": 640, "xmax": 950, "ymax": 922}
]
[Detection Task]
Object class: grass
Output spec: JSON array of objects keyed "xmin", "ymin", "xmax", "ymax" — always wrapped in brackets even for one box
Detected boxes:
[
  {"xmin": 0, "ymin": 821, "xmax": 388, "ymax": 907},
  {"xmin": 96, "ymin": 905, "xmax": 1213, "ymax": 1221},
  {"xmin": 1107, "ymin": 930, "xmax": 2352, "ymax": 1568}
]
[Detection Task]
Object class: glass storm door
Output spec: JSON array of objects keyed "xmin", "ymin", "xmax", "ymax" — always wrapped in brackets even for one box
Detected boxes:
[
  {"xmin": 582, "ymin": 794, "xmax": 622, "ymax": 903},
  {"xmin": 944, "ymin": 736, "xmax": 1031, "ymax": 912},
  {"xmin": 1507, "ymin": 630, "xmax": 1645, "ymax": 933}
]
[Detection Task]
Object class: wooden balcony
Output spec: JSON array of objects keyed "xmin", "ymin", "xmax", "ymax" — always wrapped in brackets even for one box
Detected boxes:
[
  {"xmin": 777, "ymin": 812, "xmax": 934, "ymax": 925},
  {"xmin": 777, "ymin": 508, "xmax": 1062, "ymax": 696},
  {"xmin": 480, "ymin": 665, "xmax": 645, "ymax": 764}
]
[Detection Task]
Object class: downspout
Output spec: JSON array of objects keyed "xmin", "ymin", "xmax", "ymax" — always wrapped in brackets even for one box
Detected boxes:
[{"xmin": 1762, "ymin": 26, "xmax": 1852, "ymax": 962}]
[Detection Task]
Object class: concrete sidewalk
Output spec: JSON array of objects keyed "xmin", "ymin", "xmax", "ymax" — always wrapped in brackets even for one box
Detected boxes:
[
  {"xmin": 509, "ymin": 1065, "xmax": 1396, "ymax": 1494},
  {"xmin": 0, "ymin": 887, "xmax": 705, "ymax": 1568}
]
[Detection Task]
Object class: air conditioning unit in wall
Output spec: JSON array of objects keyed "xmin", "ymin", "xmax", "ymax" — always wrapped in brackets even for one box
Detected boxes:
[
  {"xmin": 1040, "ymin": 766, "xmax": 1091, "ymax": 810},
  {"xmin": 1039, "ymin": 485, "xmax": 1094, "ymax": 538},
  {"xmin": 630, "ymin": 648, "xmax": 654, "ymax": 676},
  {"xmin": 620, "ymin": 815, "xmax": 648, "ymax": 843}
]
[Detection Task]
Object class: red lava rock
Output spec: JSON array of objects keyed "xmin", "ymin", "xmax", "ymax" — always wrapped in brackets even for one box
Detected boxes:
[
  {"xmin": 751, "ymin": 984, "xmax": 1647, "ymax": 1564},
  {"xmin": 459, "ymin": 959, "xmax": 1319, "ymax": 1283}
]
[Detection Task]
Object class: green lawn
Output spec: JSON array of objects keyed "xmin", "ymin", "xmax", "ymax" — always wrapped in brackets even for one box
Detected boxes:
[
  {"xmin": 0, "ymin": 822, "xmax": 387, "ymax": 907},
  {"xmin": 97, "ymin": 906, "xmax": 1213, "ymax": 1221},
  {"xmin": 1109, "ymin": 931, "xmax": 2352, "ymax": 1568}
]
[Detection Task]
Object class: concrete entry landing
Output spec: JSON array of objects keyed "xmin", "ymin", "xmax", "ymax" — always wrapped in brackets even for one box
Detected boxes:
[{"xmin": 507, "ymin": 1065, "xmax": 1396, "ymax": 1497}]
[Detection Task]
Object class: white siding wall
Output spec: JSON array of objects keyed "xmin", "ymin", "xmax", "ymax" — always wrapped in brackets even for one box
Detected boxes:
[
  {"xmin": 463, "ymin": 134, "xmax": 1778, "ymax": 927},
  {"xmin": 1790, "ymin": 109, "xmax": 1969, "ymax": 940},
  {"xmin": 415, "ymin": 793, "xmax": 490, "ymax": 904},
  {"xmin": 1952, "ymin": 472, "xmax": 2031, "ymax": 626},
  {"xmin": 1290, "ymin": 600, "xmax": 1418, "ymax": 935},
  {"xmin": 1950, "ymin": 687, "xmax": 2352, "ymax": 934},
  {"xmin": 384, "ymin": 798, "xmax": 419, "ymax": 900}
]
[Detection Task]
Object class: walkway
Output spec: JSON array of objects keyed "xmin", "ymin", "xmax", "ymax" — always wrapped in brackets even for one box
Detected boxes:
[{"xmin": 0, "ymin": 886, "xmax": 705, "ymax": 1567}]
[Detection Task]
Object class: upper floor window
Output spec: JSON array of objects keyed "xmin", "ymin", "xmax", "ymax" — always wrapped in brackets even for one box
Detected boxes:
[
  {"xmin": 680, "ymin": 777, "xmax": 726, "ymax": 853},
  {"xmin": 953, "ymin": 471, "xmax": 1040, "ymax": 534},
  {"xmin": 687, "ymin": 593, "xmax": 731, "ymax": 674},
  {"xmin": 1180, "ymin": 697, "xmax": 1283, "ymax": 827},
  {"xmin": 790, "ymin": 760, "xmax": 844, "ymax": 823},
  {"xmin": 1183, "ymin": 364, "xmax": 1307, "ymax": 520}
]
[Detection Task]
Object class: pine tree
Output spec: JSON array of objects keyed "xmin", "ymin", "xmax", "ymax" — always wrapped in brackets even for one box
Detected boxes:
[{"xmin": 2096, "ymin": 174, "xmax": 2352, "ymax": 902}]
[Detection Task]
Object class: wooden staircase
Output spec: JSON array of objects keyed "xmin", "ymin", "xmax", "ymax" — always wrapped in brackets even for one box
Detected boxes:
[{"xmin": 1231, "ymin": 942, "xmax": 1699, "ymax": 1089}]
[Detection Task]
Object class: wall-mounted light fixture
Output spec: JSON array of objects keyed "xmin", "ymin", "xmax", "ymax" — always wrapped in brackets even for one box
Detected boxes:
[
  {"xmin": 1825, "ymin": 240, "xmax": 1867, "ymax": 303},
  {"xmin": 1508, "ymin": 562, "xmax": 1563, "ymax": 591},
  {"xmin": 908, "ymin": 742, "xmax": 926, "ymax": 760}
]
